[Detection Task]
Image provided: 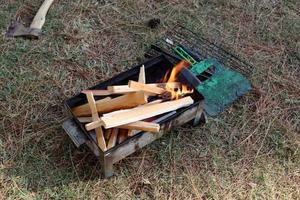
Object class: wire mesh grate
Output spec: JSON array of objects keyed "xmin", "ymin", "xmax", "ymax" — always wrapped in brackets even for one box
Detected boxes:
[{"xmin": 146, "ymin": 24, "xmax": 254, "ymax": 77}]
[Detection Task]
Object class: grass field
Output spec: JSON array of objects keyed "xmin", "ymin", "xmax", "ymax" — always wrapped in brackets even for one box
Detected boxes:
[{"xmin": 1, "ymin": 0, "xmax": 299, "ymax": 199}]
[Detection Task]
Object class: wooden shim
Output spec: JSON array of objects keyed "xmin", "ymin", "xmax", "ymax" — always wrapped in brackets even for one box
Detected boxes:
[
  {"xmin": 73, "ymin": 91, "xmax": 148, "ymax": 117},
  {"xmin": 101, "ymin": 96, "xmax": 194, "ymax": 129},
  {"xmin": 107, "ymin": 128, "xmax": 118, "ymax": 149},
  {"xmin": 119, "ymin": 121, "xmax": 160, "ymax": 132},
  {"xmin": 128, "ymin": 81, "xmax": 165, "ymax": 94},
  {"xmin": 86, "ymin": 92, "xmax": 107, "ymax": 151},
  {"xmin": 82, "ymin": 90, "xmax": 112, "ymax": 96},
  {"xmin": 138, "ymin": 65, "xmax": 146, "ymax": 84}
]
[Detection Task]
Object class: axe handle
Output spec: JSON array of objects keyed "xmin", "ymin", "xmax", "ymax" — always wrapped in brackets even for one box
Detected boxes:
[{"xmin": 30, "ymin": 0, "xmax": 55, "ymax": 30}]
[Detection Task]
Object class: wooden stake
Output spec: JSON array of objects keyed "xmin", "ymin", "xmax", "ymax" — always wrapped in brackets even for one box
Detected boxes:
[
  {"xmin": 86, "ymin": 92, "xmax": 107, "ymax": 151},
  {"xmin": 101, "ymin": 96, "xmax": 194, "ymax": 128},
  {"xmin": 107, "ymin": 128, "xmax": 118, "ymax": 149},
  {"xmin": 72, "ymin": 91, "xmax": 148, "ymax": 116},
  {"xmin": 138, "ymin": 65, "xmax": 146, "ymax": 84},
  {"xmin": 128, "ymin": 80, "xmax": 165, "ymax": 94}
]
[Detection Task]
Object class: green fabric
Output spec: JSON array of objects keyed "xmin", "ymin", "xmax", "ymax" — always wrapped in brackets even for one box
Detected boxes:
[{"xmin": 191, "ymin": 59, "xmax": 252, "ymax": 116}]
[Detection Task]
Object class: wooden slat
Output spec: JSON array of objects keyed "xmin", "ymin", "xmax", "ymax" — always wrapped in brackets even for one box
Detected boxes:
[
  {"xmin": 104, "ymin": 129, "xmax": 112, "ymax": 140},
  {"xmin": 138, "ymin": 65, "xmax": 146, "ymax": 84},
  {"xmin": 82, "ymin": 90, "xmax": 112, "ymax": 96},
  {"xmin": 107, "ymin": 128, "xmax": 118, "ymax": 149},
  {"xmin": 102, "ymin": 99, "xmax": 163, "ymax": 118},
  {"xmin": 77, "ymin": 117, "xmax": 92, "ymax": 123},
  {"xmin": 128, "ymin": 81, "xmax": 165, "ymax": 94},
  {"xmin": 86, "ymin": 92, "xmax": 107, "ymax": 151},
  {"xmin": 119, "ymin": 121, "xmax": 160, "ymax": 132},
  {"xmin": 101, "ymin": 96, "xmax": 194, "ymax": 128},
  {"xmin": 72, "ymin": 91, "xmax": 148, "ymax": 116},
  {"xmin": 107, "ymin": 85, "xmax": 136, "ymax": 93},
  {"xmin": 107, "ymin": 82, "xmax": 180, "ymax": 94},
  {"xmin": 86, "ymin": 120, "xmax": 159, "ymax": 132}
]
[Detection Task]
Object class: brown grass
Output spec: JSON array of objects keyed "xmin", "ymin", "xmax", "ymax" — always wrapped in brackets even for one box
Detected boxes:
[{"xmin": 0, "ymin": 0, "xmax": 299, "ymax": 199}]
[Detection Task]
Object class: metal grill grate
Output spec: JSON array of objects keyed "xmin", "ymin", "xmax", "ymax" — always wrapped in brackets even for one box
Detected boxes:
[{"xmin": 146, "ymin": 24, "xmax": 254, "ymax": 77}]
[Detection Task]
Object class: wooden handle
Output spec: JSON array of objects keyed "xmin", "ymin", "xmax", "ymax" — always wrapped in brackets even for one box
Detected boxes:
[{"xmin": 30, "ymin": 0, "xmax": 55, "ymax": 30}]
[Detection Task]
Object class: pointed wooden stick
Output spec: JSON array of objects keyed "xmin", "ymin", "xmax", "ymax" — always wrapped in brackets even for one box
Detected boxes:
[
  {"xmin": 138, "ymin": 65, "xmax": 146, "ymax": 84},
  {"xmin": 86, "ymin": 92, "xmax": 107, "ymax": 151}
]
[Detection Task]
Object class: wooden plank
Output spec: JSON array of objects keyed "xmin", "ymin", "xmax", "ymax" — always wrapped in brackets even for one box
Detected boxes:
[
  {"xmin": 102, "ymin": 99, "xmax": 163, "ymax": 118},
  {"xmin": 126, "ymin": 111, "xmax": 176, "ymax": 137},
  {"xmin": 77, "ymin": 117, "xmax": 92, "ymax": 123},
  {"xmin": 138, "ymin": 65, "xmax": 146, "ymax": 84},
  {"xmin": 86, "ymin": 120, "xmax": 159, "ymax": 132},
  {"xmin": 119, "ymin": 121, "xmax": 160, "ymax": 132},
  {"xmin": 101, "ymin": 96, "xmax": 194, "ymax": 128},
  {"xmin": 107, "ymin": 82, "xmax": 180, "ymax": 94},
  {"xmin": 72, "ymin": 97, "xmax": 111, "ymax": 117},
  {"xmin": 86, "ymin": 92, "xmax": 107, "ymax": 151},
  {"xmin": 128, "ymin": 81, "xmax": 165, "ymax": 94},
  {"xmin": 107, "ymin": 128, "xmax": 118, "ymax": 149},
  {"xmin": 72, "ymin": 91, "xmax": 148, "ymax": 116},
  {"xmin": 82, "ymin": 90, "xmax": 112, "ymax": 96}
]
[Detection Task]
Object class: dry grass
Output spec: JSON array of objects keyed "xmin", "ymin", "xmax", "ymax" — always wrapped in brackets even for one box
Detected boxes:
[{"xmin": 0, "ymin": 0, "xmax": 299, "ymax": 199}]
